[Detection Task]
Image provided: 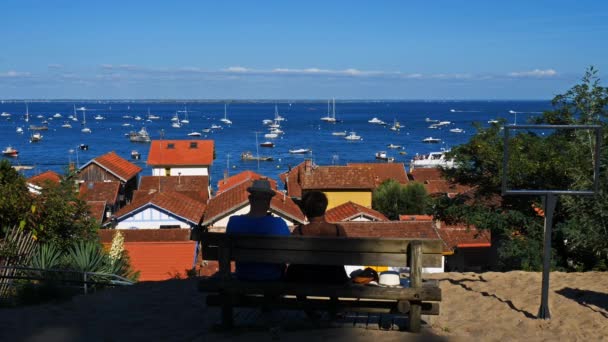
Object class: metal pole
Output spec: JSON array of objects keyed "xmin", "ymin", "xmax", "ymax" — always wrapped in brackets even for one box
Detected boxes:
[{"xmin": 538, "ymin": 193, "xmax": 557, "ymax": 319}]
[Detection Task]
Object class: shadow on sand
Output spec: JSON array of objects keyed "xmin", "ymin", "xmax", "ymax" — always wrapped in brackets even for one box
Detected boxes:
[
  {"xmin": 436, "ymin": 276, "xmax": 536, "ymax": 319},
  {"xmin": 556, "ymin": 287, "xmax": 608, "ymax": 319}
]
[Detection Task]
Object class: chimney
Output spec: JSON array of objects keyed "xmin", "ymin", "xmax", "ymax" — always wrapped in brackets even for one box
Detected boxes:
[
  {"xmin": 304, "ymin": 159, "xmax": 312, "ymax": 175},
  {"xmin": 178, "ymin": 172, "xmax": 181, "ymax": 184},
  {"xmin": 223, "ymin": 169, "xmax": 228, "ymax": 184}
]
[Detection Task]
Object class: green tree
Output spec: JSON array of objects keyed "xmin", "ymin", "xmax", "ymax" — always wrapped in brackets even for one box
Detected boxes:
[
  {"xmin": 434, "ymin": 67, "xmax": 608, "ymax": 271},
  {"xmin": 372, "ymin": 180, "xmax": 430, "ymax": 219}
]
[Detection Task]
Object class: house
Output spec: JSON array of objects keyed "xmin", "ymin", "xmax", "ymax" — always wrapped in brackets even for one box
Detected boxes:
[
  {"xmin": 106, "ymin": 191, "xmax": 206, "ymax": 230},
  {"xmin": 26, "ymin": 170, "xmax": 62, "ymax": 194},
  {"xmin": 347, "ymin": 163, "xmax": 409, "ymax": 187},
  {"xmin": 409, "ymin": 167, "xmax": 471, "ymax": 197},
  {"xmin": 325, "ymin": 201, "xmax": 389, "ymax": 222},
  {"xmin": 99, "ymin": 229, "xmax": 197, "ymax": 281},
  {"xmin": 79, "ymin": 181, "xmax": 121, "ymax": 225},
  {"xmin": 281, "ymin": 160, "xmax": 376, "ymax": 209},
  {"xmin": 146, "ymin": 140, "xmax": 214, "ymax": 177},
  {"xmin": 216, "ymin": 170, "xmax": 277, "ymax": 195},
  {"xmin": 136, "ymin": 175, "xmax": 210, "ymax": 202},
  {"xmin": 340, "ymin": 221, "xmax": 445, "ymax": 273},
  {"xmin": 78, "ymin": 152, "xmax": 142, "ymax": 205},
  {"xmin": 435, "ymin": 222, "xmax": 492, "ymax": 272},
  {"xmin": 201, "ymin": 178, "xmax": 305, "ymax": 232}
]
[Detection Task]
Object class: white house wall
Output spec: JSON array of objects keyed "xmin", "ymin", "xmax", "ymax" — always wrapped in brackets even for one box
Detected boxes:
[
  {"xmin": 152, "ymin": 167, "xmax": 209, "ymax": 177},
  {"xmin": 115, "ymin": 207, "xmax": 191, "ymax": 229}
]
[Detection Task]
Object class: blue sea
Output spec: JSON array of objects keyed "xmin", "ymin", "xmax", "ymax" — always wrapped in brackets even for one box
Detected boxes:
[{"xmin": 0, "ymin": 100, "xmax": 550, "ymax": 187}]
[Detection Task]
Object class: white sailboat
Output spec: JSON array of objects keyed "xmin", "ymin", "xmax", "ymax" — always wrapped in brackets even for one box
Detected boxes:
[
  {"xmin": 273, "ymin": 104, "xmax": 285, "ymax": 121},
  {"xmin": 220, "ymin": 103, "xmax": 232, "ymax": 125},
  {"xmin": 179, "ymin": 107, "xmax": 190, "ymax": 124},
  {"xmin": 79, "ymin": 106, "xmax": 91, "ymax": 133},
  {"xmin": 24, "ymin": 103, "xmax": 29, "ymax": 122},
  {"xmin": 321, "ymin": 98, "xmax": 337, "ymax": 122}
]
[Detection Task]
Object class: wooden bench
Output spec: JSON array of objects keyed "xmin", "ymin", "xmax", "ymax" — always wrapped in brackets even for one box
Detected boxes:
[{"xmin": 192, "ymin": 231, "xmax": 443, "ymax": 333}]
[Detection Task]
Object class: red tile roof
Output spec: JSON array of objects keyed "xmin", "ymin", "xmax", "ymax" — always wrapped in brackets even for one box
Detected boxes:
[
  {"xmin": 123, "ymin": 242, "xmax": 196, "ymax": 281},
  {"xmin": 216, "ymin": 171, "xmax": 277, "ymax": 194},
  {"xmin": 325, "ymin": 201, "xmax": 389, "ymax": 222},
  {"xmin": 300, "ymin": 166, "xmax": 376, "ymax": 190},
  {"xmin": 409, "ymin": 168, "xmax": 443, "ymax": 183},
  {"xmin": 399, "ymin": 215, "xmax": 434, "ymax": 221},
  {"xmin": 437, "ymin": 224, "xmax": 492, "ymax": 252},
  {"xmin": 113, "ymin": 191, "xmax": 206, "ymax": 225},
  {"xmin": 79, "ymin": 181, "xmax": 120, "ymax": 204},
  {"xmin": 99, "ymin": 229, "xmax": 195, "ymax": 281},
  {"xmin": 347, "ymin": 163, "xmax": 409, "ymax": 186},
  {"xmin": 147, "ymin": 140, "xmax": 214, "ymax": 166},
  {"xmin": 84, "ymin": 152, "xmax": 142, "ymax": 182},
  {"xmin": 28, "ymin": 170, "xmax": 62, "ymax": 186},
  {"xmin": 340, "ymin": 221, "xmax": 442, "ymax": 240},
  {"xmin": 202, "ymin": 179, "xmax": 305, "ymax": 226},
  {"xmin": 87, "ymin": 201, "xmax": 107, "ymax": 224},
  {"xmin": 138, "ymin": 176, "xmax": 209, "ymax": 202},
  {"xmin": 98, "ymin": 228, "xmax": 192, "ymax": 243},
  {"xmin": 422, "ymin": 179, "xmax": 472, "ymax": 196},
  {"xmin": 280, "ymin": 161, "xmax": 306, "ymax": 198}
]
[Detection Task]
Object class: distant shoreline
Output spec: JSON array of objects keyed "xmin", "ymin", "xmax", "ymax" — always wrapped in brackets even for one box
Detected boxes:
[{"xmin": 0, "ymin": 99, "xmax": 552, "ymax": 104}]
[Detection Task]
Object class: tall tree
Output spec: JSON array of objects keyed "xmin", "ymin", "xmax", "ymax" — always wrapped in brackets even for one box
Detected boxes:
[{"xmin": 372, "ymin": 180, "xmax": 430, "ymax": 220}]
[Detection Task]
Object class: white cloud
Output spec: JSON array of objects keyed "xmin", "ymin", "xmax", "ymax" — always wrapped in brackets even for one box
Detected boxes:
[
  {"xmin": 509, "ymin": 69, "xmax": 557, "ymax": 78},
  {"xmin": 0, "ymin": 70, "xmax": 31, "ymax": 78},
  {"xmin": 224, "ymin": 66, "xmax": 249, "ymax": 73}
]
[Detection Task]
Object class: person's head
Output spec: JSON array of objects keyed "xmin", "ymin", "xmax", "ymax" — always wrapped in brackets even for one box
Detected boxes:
[
  {"xmin": 247, "ymin": 179, "xmax": 275, "ymax": 213},
  {"xmin": 301, "ymin": 191, "xmax": 328, "ymax": 219}
]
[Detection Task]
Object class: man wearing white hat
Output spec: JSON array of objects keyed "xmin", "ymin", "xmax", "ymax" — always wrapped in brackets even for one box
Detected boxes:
[{"xmin": 226, "ymin": 179, "xmax": 290, "ymax": 280}]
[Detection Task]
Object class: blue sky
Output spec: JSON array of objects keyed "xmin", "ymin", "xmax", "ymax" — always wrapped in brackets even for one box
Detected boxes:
[{"xmin": 1, "ymin": 0, "xmax": 607, "ymax": 99}]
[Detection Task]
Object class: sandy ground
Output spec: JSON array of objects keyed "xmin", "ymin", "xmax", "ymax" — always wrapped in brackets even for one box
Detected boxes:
[{"xmin": 0, "ymin": 271, "xmax": 606, "ymax": 341}]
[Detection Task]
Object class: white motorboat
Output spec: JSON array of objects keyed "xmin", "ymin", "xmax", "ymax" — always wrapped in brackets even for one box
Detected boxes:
[
  {"xmin": 375, "ymin": 151, "xmax": 394, "ymax": 162},
  {"xmin": 30, "ymin": 132, "xmax": 43, "ymax": 143},
  {"xmin": 437, "ymin": 121, "xmax": 451, "ymax": 126},
  {"xmin": 268, "ymin": 121, "xmax": 281, "ymax": 129},
  {"xmin": 16, "ymin": 127, "xmax": 24, "ymax": 134},
  {"xmin": 53, "ymin": 113, "xmax": 62, "ymax": 118},
  {"xmin": 425, "ymin": 118, "xmax": 439, "ymax": 123},
  {"xmin": 269, "ymin": 128, "xmax": 284, "ymax": 135},
  {"xmin": 410, "ymin": 151, "xmax": 455, "ymax": 169},
  {"xmin": 422, "ymin": 137, "xmax": 441, "ymax": 143},
  {"xmin": 122, "ymin": 123, "xmax": 131, "ymax": 127},
  {"xmin": 94, "ymin": 114, "xmax": 105, "ymax": 120},
  {"xmin": 134, "ymin": 116, "xmax": 142, "ymax": 121},
  {"xmin": 332, "ymin": 131, "xmax": 347, "ymax": 136},
  {"xmin": 368, "ymin": 117, "xmax": 385, "ymax": 124},
  {"xmin": 289, "ymin": 148, "xmax": 311, "ymax": 154},
  {"xmin": 131, "ymin": 150, "xmax": 141, "ymax": 160},
  {"xmin": 449, "ymin": 128, "xmax": 464, "ymax": 133},
  {"xmin": 2, "ymin": 146, "xmax": 19, "ymax": 157},
  {"xmin": 61, "ymin": 122, "xmax": 72, "ymax": 128},
  {"xmin": 262, "ymin": 119, "xmax": 273, "ymax": 125},
  {"xmin": 0, "ymin": 112, "xmax": 11, "ymax": 117},
  {"xmin": 264, "ymin": 133, "xmax": 279, "ymax": 139},
  {"xmin": 187, "ymin": 131, "xmax": 202, "ymax": 137},
  {"xmin": 172, "ymin": 122, "xmax": 181, "ymax": 128},
  {"xmin": 81, "ymin": 127, "xmax": 92, "ymax": 133},
  {"xmin": 345, "ymin": 132, "xmax": 362, "ymax": 141},
  {"xmin": 488, "ymin": 119, "xmax": 499, "ymax": 124},
  {"xmin": 387, "ymin": 143, "xmax": 402, "ymax": 149},
  {"xmin": 129, "ymin": 127, "xmax": 151, "ymax": 143},
  {"xmin": 202, "ymin": 128, "xmax": 211, "ymax": 133},
  {"xmin": 210, "ymin": 124, "xmax": 222, "ymax": 130}
]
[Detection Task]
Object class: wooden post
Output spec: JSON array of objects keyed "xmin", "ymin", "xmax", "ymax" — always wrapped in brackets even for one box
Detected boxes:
[
  {"xmin": 219, "ymin": 245, "xmax": 233, "ymax": 329},
  {"xmin": 409, "ymin": 241, "xmax": 422, "ymax": 332}
]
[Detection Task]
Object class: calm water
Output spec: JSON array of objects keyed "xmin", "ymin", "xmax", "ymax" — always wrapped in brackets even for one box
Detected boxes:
[{"xmin": 0, "ymin": 100, "xmax": 550, "ymax": 188}]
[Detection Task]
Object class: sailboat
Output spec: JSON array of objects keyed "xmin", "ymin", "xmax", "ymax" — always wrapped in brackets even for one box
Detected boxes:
[
  {"xmin": 321, "ymin": 98, "xmax": 337, "ymax": 123},
  {"xmin": 147, "ymin": 108, "xmax": 160, "ymax": 120},
  {"xmin": 179, "ymin": 107, "xmax": 190, "ymax": 124},
  {"xmin": 220, "ymin": 103, "xmax": 232, "ymax": 125},
  {"xmin": 273, "ymin": 104, "xmax": 285, "ymax": 121},
  {"xmin": 24, "ymin": 103, "xmax": 29, "ymax": 123},
  {"xmin": 79, "ymin": 106, "xmax": 91, "ymax": 133}
]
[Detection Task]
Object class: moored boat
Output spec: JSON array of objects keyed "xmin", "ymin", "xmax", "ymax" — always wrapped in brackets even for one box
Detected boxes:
[
  {"xmin": 2, "ymin": 146, "xmax": 19, "ymax": 157},
  {"xmin": 410, "ymin": 151, "xmax": 455, "ymax": 169},
  {"xmin": 260, "ymin": 141, "xmax": 274, "ymax": 148},
  {"xmin": 387, "ymin": 143, "xmax": 402, "ymax": 149},
  {"xmin": 345, "ymin": 132, "xmax": 362, "ymax": 141},
  {"xmin": 30, "ymin": 132, "xmax": 43, "ymax": 143},
  {"xmin": 129, "ymin": 127, "xmax": 151, "ymax": 143},
  {"xmin": 375, "ymin": 151, "xmax": 394, "ymax": 162},
  {"xmin": 422, "ymin": 137, "xmax": 441, "ymax": 143},
  {"xmin": 131, "ymin": 150, "xmax": 141, "ymax": 160},
  {"xmin": 289, "ymin": 148, "xmax": 311, "ymax": 154},
  {"xmin": 332, "ymin": 131, "xmax": 347, "ymax": 136},
  {"xmin": 241, "ymin": 151, "xmax": 273, "ymax": 161},
  {"xmin": 79, "ymin": 144, "xmax": 89, "ymax": 151},
  {"xmin": 187, "ymin": 131, "xmax": 202, "ymax": 137},
  {"xmin": 449, "ymin": 128, "xmax": 464, "ymax": 133}
]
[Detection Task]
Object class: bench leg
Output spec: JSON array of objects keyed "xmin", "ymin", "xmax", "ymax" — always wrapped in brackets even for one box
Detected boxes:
[{"xmin": 409, "ymin": 301, "xmax": 421, "ymax": 333}]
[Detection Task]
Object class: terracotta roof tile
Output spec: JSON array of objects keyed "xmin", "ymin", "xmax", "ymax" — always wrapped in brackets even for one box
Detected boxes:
[
  {"xmin": 340, "ymin": 221, "xmax": 442, "ymax": 240},
  {"xmin": 437, "ymin": 224, "xmax": 491, "ymax": 252},
  {"xmin": 138, "ymin": 176, "xmax": 209, "ymax": 202},
  {"xmin": 27, "ymin": 170, "xmax": 62, "ymax": 186},
  {"xmin": 301, "ymin": 166, "xmax": 376, "ymax": 190},
  {"xmin": 113, "ymin": 191, "xmax": 206, "ymax": 225},
  {"xmin": 91, "ymin": 151, "xmax": 142, "ymax": 182},
  {"xmin": 325, "ymin": 201, "xmax": 389, "ymax": 222},
  {"xmin": 216, "ymin": 171, "xmax": 277, "ymax": 194},
  {"xmin": 280, "ymin": 161, "xmax": 306, "ymax": 198},
  {"xmin": 422, "ymin": 180, "xmax": 472, "ymax": 196},
  {"xmin": 79, "ymin": 181, "xmax": 120, "ymax": 203},
  {"xmin": 347, "ymin": 163, "xmax": 408, "ymax": 186},
  {"xmin": 409, "ymin": 168, "xmax": 443, "ymax": 183},
  {"xmin": 87, "ymin": 201, "xmax": 107, "ymax": 224},
  {"xmin": 147, "ymin": 140, "xmax": 214, "ymax": 166},
  {"xmin": 399, "ymin": 215, "xmax": 434, "ymax": 221},
  {"xmin": 203, "ymin": 179, "xmax": 305, "ymax": 226},
  {"xmin": 98, "ymin": 228, "xmax": 192, "ymax": 243},
  {"xmin": 121, "ymin": 242, "xmax": 196, "ymax": 281}
]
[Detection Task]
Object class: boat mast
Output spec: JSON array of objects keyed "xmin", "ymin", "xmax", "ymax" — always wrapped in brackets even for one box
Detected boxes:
[
  {"xmin": 332, "ymin": 98, "xmax": 336, "ymax": 120},
  {"xmin": 25, "ymin": 103, "xmax": 29, "ymax": 122}
]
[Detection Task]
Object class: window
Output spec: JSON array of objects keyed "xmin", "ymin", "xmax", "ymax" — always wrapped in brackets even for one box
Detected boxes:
[
  {"xmin": 190, "ymin": 142, "xmax": 197, "ymax": 149},
  {"xmin": 159, "ymin": 225, "xmax": 180, "ymax": 229},
  {"xmin": 165, "ymin": 168, "xmax": 171, "ymax": 176},
  {"xmin": 167, "ymin": 143, "xmax": 175, "ymax": 149}
]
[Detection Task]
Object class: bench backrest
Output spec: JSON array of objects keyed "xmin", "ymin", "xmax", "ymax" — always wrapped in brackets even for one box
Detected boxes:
[{"xmin": 196, "ymin": 232, "xmax": 443, "ymax": 268}]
